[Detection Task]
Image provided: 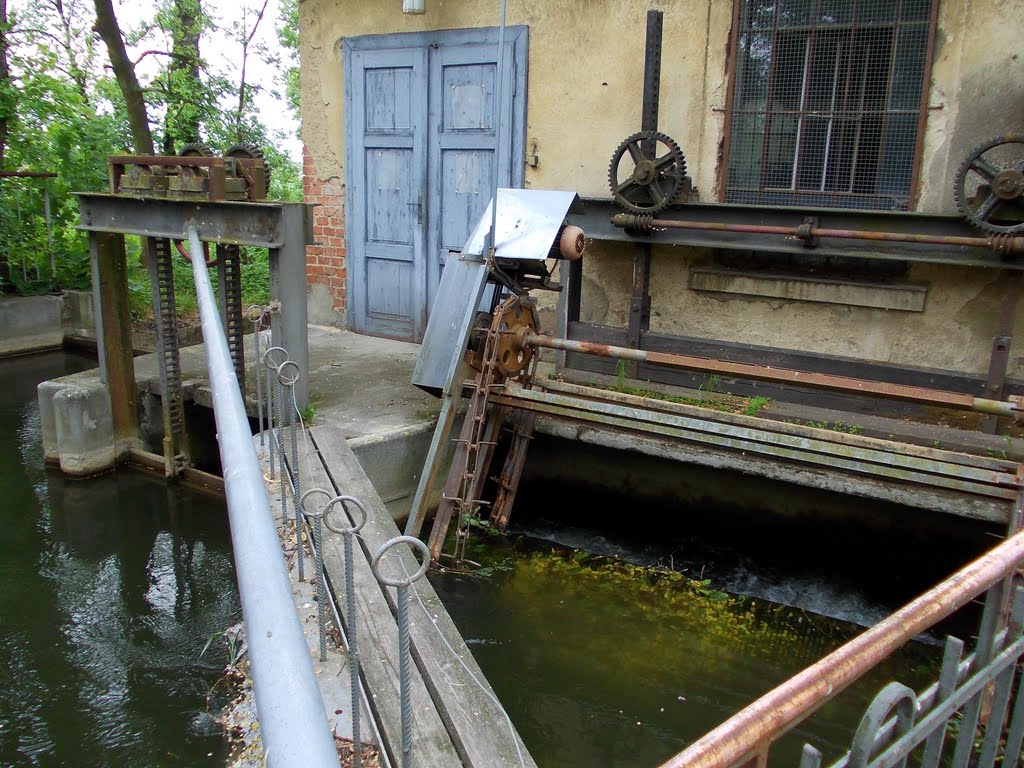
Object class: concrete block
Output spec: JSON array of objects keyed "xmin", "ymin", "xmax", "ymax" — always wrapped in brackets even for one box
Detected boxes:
[
  {"xmin": 53, "ymin": 383, "xmax": 117, "ymax": 476},
  {"xmin": 689, "ymin": 267, "xmax": 929, "ymax": 312},
  {"xmin": 349, "ymin": 421, "xmax": 435, "ymax": 522},
  {"xmin": 0, "ymin": 295, "xmax": 64, "ymax": 355},
  {"xmin": 37, "ymin": 379, "xmax": 68, "ymax": 462}
]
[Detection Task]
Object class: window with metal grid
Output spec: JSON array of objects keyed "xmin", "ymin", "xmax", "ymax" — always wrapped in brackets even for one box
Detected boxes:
[{"xmin": 723, "ymin": 0, "xmax": 935, "ymax": 210}]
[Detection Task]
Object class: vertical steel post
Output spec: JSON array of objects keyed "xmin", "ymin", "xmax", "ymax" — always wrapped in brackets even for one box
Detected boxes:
[
  {"xmin": 270, "ymin": 204, "xmax": 311, "ymax": 408},
  {"xmin": 371, "ymin": 536, "xmax": 431, "ymax": 768},
  {"xmin": 324, "ymin": 495, "xmax": 369, "ymax": 768},
  {"xmin": 279, "ymin": 360, "xmax": 304, "ymax": 583},
  {"xmin": 248, "ymin": 306, "xmax": 265, "ymax": 447},
  {"xmin": 626, "ymin": 10, "xmax": 663, "ymax": 378},
  {"xmin": 89, "ymin": 230, "xmax": 137, "ymax": 441},
  {"xmin": 185, "ymin": 227, "xmax": 340, "ymax": 767}
]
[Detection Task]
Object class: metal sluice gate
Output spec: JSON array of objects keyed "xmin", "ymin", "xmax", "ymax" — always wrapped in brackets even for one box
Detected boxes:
[{"xmin": 405, "ymin": 189, "xmax": 1024, "ymax": 565}]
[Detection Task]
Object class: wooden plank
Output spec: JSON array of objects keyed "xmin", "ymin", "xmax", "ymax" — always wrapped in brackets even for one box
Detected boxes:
[
  {"xmin": 299, "ymin": 438, "xmax": 463, "ymax": 768},
  {"xmin": 541, "ymin": 377, "xmax": 1022, "ymax": 475},
  {"xmin": 310, "ymin": 424, "xmax": 538, "ymax": 768}
]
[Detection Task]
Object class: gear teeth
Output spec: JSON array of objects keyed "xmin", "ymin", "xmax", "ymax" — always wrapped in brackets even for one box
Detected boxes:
[
  {"xmin": 953, "ymin": 134, "xmax": 1024, "ymax": 235},
  {"xmin": 179, "ymin": 142, "xmax": 214, "ymax": 157},
  {"xmin": 608, "ymin": 130, "xmax": 686, "ymax": 214}
]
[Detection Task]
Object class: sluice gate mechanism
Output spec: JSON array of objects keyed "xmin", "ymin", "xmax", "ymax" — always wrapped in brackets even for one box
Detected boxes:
[
  {"xmin": 77, "ymin": 150, "xmax": 311, "ymax": 478},
  {"xmin": 408, "ymin": 185, "xmax": 1024, "ymax": 566}
]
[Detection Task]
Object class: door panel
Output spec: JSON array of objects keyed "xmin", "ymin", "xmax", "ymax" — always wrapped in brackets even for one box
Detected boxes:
[
  {"xmin": 427, "ymin": 42, "xmax": 518, "ymax": 307},
  {"xmin": 347, "ymin": 47, "xmax": 427, "ymax": 340},
  {"xmin": 345, "ymin": 29, "xmax": 527, "ymax": 342}
]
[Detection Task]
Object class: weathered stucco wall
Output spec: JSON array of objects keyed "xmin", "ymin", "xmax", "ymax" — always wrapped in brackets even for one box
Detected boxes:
[{"xmin": 300, "ymin": 0, "xmax": 1024, "ymax": 378}]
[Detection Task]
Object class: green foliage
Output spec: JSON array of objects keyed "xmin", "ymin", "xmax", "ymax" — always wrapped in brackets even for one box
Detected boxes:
[
  {"xmin": 1, "ymin": 0, "xmax": 301, "ymax": 300},
  {"xmin": 743, "ymin": 396, "xmax": 771, "ymax": 416},
  {"xmin": 803, "ymin": 419, "xmax": 864, "ymax": 435},
  {"xmin": 298, "ymin": 404, "xmax": 315, "ymax": 427}
]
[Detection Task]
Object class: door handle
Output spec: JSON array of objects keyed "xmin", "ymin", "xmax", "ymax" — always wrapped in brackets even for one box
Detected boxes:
[{"xmin": 407, "ymin": 200, "xmax": 423, "ymax": 226}]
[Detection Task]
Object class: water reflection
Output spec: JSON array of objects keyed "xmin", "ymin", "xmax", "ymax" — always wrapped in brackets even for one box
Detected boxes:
[{"xmin": 0, "ymin": 352, "xmax": 239, "ymax": 767}]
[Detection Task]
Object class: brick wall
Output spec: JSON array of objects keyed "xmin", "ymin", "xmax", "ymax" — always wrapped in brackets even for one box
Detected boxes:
[{"xmin": 303, "ymin": 145, "xmax": 347, "ymax": 323}]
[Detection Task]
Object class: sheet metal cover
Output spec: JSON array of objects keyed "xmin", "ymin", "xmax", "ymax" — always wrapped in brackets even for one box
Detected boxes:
[
  {"xmin": 464, "ymin": 189, "xmax": 582, "ymax": 261},
  {"xmin": 411, "ymin": 252, "xmax": 488, "ymax": 394}
]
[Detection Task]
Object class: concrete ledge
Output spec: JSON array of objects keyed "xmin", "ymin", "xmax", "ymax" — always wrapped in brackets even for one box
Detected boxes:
[
  {"xmin": 52, "ymin": 382, "xmax": 117, "ymax": 476},
  {"xmin": 0, "ymin": 295, "xmax": 65, "ymax": 355},
  {"xmin": 349, "ymin": 421, "xmax": 435, "ymax": 522},
  {"xmin": 689, "ymin": 267, "xmax": 928, "ymax": 311}
]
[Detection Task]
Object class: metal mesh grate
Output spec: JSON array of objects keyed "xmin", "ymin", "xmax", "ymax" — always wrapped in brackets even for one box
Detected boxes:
[{"xmin": 724, "ymin": 0, "xmax": 935, "ymax": 210}]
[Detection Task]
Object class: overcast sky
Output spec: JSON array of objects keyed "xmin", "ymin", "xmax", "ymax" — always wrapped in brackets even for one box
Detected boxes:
[{"xmin": 111, "ymin": 0, "xmax": 302, "ymax": 161}]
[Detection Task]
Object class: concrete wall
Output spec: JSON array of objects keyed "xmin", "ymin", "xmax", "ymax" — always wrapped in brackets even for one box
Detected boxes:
[{"xmin": 299, "ymin": 0, "xmax": 1024, "ymax": 377}]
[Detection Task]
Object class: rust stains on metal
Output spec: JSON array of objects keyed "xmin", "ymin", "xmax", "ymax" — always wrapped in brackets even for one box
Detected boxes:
[
  {"xmin": 520, "ymin": 333, "xmax": 1023, "ymax": 417},
  {"xmin": 658, "ymin": 530, "xmax": 1024, "ymax": 768},
  {"xmin": 610, "ymin": 213, "xmax": 1024, "ymax": 255}
]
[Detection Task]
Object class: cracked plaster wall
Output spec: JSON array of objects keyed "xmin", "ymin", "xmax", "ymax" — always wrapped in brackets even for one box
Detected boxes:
[{"xmin": 300, "ymin": 0, "xmax": 1024, "ymax": 377}]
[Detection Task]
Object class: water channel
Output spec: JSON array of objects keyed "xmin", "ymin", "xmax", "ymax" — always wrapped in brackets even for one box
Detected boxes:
[
  {"xmin": 1, "ymin": 351, "xmax": 992, "ymax": 767},
  {"xmin": 0, "ymin": 351, "xmax": 238, "ymax": 766}
]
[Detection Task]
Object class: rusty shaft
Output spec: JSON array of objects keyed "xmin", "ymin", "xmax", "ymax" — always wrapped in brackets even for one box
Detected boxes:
[
  {"xmin": 610, "ymin": 213, "xmax": 1024, "ymax": 255},
  {"xmin": 520, "ymin": 333, "xmax": 1023, "ymax": 417},
  {"xmin": 658, "ymin": 528, "xmax": 1024, "ymax": 768}
]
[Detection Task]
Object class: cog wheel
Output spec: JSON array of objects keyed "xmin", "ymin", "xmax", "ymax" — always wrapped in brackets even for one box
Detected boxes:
[
  {"xmin": 608, "ymin": 130, "xmax": 686, "ymax": 214},
  {"xmin": 225, "ymin": 144, "xmax": 272, "ymax": 197},
  {"xmin": 954, "ymin": 134, "xmax": 1024, "ymax": 235},
  {"xmin": 492, "ymin": 298, "xmax": 539, "ymax": 379},
  {"xmin": 178, "ymin": 142, "xmax": 214, "ymax": 157}
]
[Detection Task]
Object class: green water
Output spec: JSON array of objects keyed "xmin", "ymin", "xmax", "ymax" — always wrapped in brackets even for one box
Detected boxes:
[
  {"xmin": 431, "ymin": 541, "xmax": 944, "ymax": 768},
  {"xmin": 0, "ymin": 352, "xmax": 239, "ymax": 767}
]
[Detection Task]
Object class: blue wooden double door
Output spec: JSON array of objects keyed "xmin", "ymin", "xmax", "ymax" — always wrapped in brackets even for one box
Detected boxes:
[{"xmin": 344, "ymin": 27, "xmax": 528, "ymax": 342}]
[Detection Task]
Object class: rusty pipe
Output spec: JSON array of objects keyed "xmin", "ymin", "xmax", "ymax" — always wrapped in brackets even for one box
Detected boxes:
[
  {"xmin": 519, "ymin": 332, "xmax": 1024, "ymax": 417},
  {"xmin": 658, "ymin": 528, "xmax": 1024, "ymax": 768},
  {"xmin": 610, "ymin": 213, "xmax": 1024, "ymax": 255}
]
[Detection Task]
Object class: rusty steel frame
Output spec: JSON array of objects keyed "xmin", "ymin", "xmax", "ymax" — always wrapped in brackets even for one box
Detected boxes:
[
  {"xmin": 491, "ymin": 384, "xmax": 1019, "ymax": 504},
  {"xmin": 657, "ymin": 529, "xmax": 1024, "ymax": 768},
  {"xmin": 521, "ymin": 333, "xmax": 1024, "ymax": 418},
  {"xmin": 611, "ymin": 213, "xmax": 1024, "ymax": 255},
  {"xmin": 108, "ymin": 154, "xmax": 267, "ymax": 202},
  {"xmin": 567, "ymin": 199, "xmax": 1024, "ymax": 269}
]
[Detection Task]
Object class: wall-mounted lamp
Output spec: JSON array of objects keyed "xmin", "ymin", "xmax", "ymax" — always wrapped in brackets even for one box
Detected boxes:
[{"xmin": 402, "ymin": 0, "xmax": 425, "ymax": 13}]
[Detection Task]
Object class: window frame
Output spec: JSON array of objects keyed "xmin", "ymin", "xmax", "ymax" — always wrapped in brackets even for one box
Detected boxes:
[{"xmin": 718, "ymin": 0, "xmax": 940, "ymax": 211}]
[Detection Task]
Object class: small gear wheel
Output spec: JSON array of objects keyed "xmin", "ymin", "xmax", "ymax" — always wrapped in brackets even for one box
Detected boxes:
[
  {"xmin": 225, "ymin": 144, "xmax": 272, "ymax": 197},
  {"xmin": 954, "ymin": 134, "xmax": 1024, "ymax": 235},
  {"xmin": 608, "ymin": 130, "xmax": 686, "ymax": 214},
  {"xmin": 492, "ymin": 298, "xmax": 539, "ymax": 378},
  {"xmin": 178, "ymin": 142, "xmax": 215, "ymax": 157}
]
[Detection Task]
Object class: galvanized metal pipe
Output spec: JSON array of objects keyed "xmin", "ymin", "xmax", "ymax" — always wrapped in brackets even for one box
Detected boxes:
[
  {"xmin": 610, "ymin": 213, "xmax": 1024, "ymax": 255},
  {"xmin": 657, "ymin": 528, "xmax": 1024, "ymax": 768},
  {"xmin": 522, "ymin": 333, "xmax": 1023, "ymax": 417},
  {"xmin": 186, "ymin": 227, "xmax": 339, "ymax": 767}
]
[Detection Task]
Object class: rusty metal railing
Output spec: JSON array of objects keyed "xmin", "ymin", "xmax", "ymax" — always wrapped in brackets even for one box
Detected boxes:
[{"xmin": 657, "ymin": 528, "xmax": 1024, "ymax": 768}]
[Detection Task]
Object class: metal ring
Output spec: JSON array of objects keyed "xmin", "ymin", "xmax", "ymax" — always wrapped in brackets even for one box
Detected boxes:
[
  {"xmin": 263, "ymin": 345, "xmax": 287, "ymax": 370},
  {"xmin": 277, "ymin": 359, "xmax": 301, "ymax": 387},
  {"xmin": 246, "ymin": 304, "xmax": 265, "ymax": 321},
  {"xmin": 299, "ymin": 488, "xmax": 334, "ymax": 518},
  {"xmin": 371, "ymin": 536, "xmax": 430, "ymax": 587},
  {"xmin": 323, "ymin": 495, "xmax": 368, "ymax": 535}
]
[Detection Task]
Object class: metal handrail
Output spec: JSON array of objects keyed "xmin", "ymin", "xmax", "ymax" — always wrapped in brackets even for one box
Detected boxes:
[
  {"xmin": 657, "ymin": 528, "xmax": 1024, "ymax": 768},
  {"xmin": 188, "ymin": 227, "xmax": 340, "ymax": 766}
]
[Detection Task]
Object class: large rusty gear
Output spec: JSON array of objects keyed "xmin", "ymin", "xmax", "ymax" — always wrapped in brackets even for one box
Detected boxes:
[
  {"xmin": 225, "ymin": 144, "xmax": 272, "ymax": 197},
  {"xmin": 608, "ymin": 130, "xmax": 686, "ymax": 214},
  {"xmin": 954, "ymin": 134, "xmax": 1024, "ymax": 235},
  {"xmin": 492, "ymin": 297, "xmax": 539, "ymax": 378}
]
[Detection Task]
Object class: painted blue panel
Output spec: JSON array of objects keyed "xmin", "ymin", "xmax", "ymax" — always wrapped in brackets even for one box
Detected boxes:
[
  {"xmin": 345, "ymin": 28, "xmax": 528, "ymax": 342},
  {"xmin": 440, "ymin": 149, "xmax": 494, "ymax": 263},
  {"xmin": 365, "ymin": 68, "xmax": 413, "ymax": 131},
  {"xmin": 443, "ymin": 64, "xmax": 495, "ymax": 131},
  {"xmin": 366, "ymin": 259, "xmax": 414, "ymax": 319},
  {"xmin": 366, "ymin": 148, "xmax": 413, "ymax": 245}
]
